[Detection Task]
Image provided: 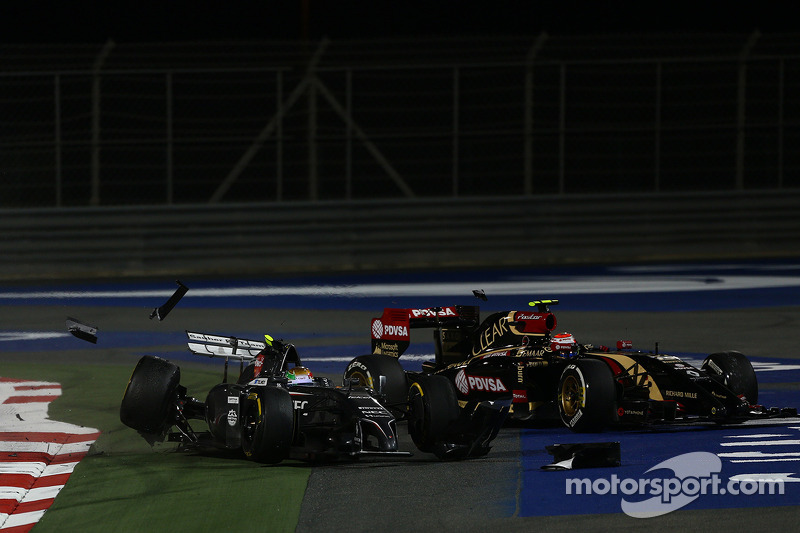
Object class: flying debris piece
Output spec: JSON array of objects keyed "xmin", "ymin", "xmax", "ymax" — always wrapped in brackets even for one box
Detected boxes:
[
  {"xmin": 472, "ymin": 289, "xmax": 488, "ymax": 301},
  {"xmin": 150, "ymin": 280, "xmax": 189, "ymax": 321},
  {"xmin": 66, "ymin": 317, "xmax": 98, "ymax": 344},
  {"xmin": 541, "ymin": 442, "xmax": 621, "ymax": 471}
]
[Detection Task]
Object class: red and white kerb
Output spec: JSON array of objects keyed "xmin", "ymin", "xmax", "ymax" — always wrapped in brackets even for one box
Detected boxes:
[{"xmin": 0, "ymin": 377, "xmax": 100, "ymax": 533}]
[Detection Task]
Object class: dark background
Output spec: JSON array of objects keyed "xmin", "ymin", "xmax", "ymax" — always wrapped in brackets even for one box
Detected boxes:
[{"xmin": 1, "ymin": 1, "xmax": 795, "ymax": 44}]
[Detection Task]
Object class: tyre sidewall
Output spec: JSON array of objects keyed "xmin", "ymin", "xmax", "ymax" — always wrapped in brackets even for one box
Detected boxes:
[
  {"xmin": 557, "ymin": 359, "xmax": 615, "ymax": 432},
  {"xmin": 344, "ymin": 354, "xmax": 408, "ymax": 406},
  {"xmin": 702, "ymin": 351, "xmax": 758, "ymax": 404},
  {"xmin": 242, "ymin": 386, "xmax": 294, "ymax": 464},
  {"xmin": 120, "ymin": 355, "xmax": 181, "ymax": 435},
  {"xmin": 408, "ymin": 374, "xmax": 460, "ymax": 452}
]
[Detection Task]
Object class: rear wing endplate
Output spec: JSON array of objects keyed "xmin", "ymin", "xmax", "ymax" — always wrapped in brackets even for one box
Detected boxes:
[{"xmin": 371, "ymin": 305, "xmax": 479, "ymax": 357}]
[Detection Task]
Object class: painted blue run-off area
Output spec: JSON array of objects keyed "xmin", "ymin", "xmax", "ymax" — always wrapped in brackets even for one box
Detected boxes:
[{"xmin": 518, "ymin": 361, "xmax": 800, "ymax": 517}]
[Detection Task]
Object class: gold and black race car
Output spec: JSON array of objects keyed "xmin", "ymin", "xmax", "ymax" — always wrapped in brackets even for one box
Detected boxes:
[{"xmin": 345, "ymin": 300, "xmax": 796, "ymax": 432}]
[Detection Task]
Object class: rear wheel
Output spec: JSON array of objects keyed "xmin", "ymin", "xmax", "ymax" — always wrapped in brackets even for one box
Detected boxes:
[
  {"xmin": 557, "ymin": 359, "xmax": 616, "ymax": 432},
  {"xmin": 120, "ymin": 355, "xmax": 181, "ymax": 437},
  {"xmin": 702, "ymin": 351, "xmax": 758, "ymax": 404},
  {"xmin": 241, "ymin": 387, "xmax": 294, "ymax": 464},
  {"xmin": 407, "ymin": 374, "xmax": 461, "ymax": 455},
  {"xmin": 344, "ymin": 354, "xmax": 408, "ymax": 406}
]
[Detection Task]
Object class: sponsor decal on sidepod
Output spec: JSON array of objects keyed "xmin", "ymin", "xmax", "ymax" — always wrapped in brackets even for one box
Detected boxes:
[{"xmin": 454, "ymin": 369, "xmax": 508, "ymax": 395}]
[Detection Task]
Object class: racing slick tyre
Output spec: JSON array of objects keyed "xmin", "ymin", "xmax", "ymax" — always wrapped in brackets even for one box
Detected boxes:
[
  {"xmin": 120, "ymin": 355, "xmax": 181, "ymax": 436},
  {"xmin": 241, "ymin": 387, "xmax": 294, "ymax": 464},
  {"xmin": 344, "ymin": 354, "xmax": 408, "ymax": 407},
  {"xmin": 407, "ymin": 374, "xmax": 460, "ymax": 456},
  {"xmin": 557, "ymin": 359, "xmax": 616, "ymax": 432},
  {"xmin": 702, "ymin": 351, "xmax": 758, "ymax": 405}
]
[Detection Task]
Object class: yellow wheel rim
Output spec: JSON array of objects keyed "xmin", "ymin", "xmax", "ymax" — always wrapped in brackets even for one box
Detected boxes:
[
  {"xmin": 349, "ymin": 370, "xmax": 371, "ymax": 388},
  {"xmin": 560, "ymin": 375, "xmax": 583, "ymax": 417}
]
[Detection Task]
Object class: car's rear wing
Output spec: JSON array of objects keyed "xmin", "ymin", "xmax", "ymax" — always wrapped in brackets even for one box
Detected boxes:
[
  {"xmin": 186, "ymin": 331, "xmax": 265, "ymax": 361},
  {"xmin": 370, "ymin": 305, "xmax": 480, "ymax": 357},
  {"xmin": 186, "ymin": 331, "xmax": 302, "ymax": 381},
  {"xmin": 186, "ymin": 330, "xmax": 268, "ymax": 382}
]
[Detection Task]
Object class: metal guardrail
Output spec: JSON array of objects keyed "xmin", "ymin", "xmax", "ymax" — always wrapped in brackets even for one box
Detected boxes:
[{"xmin": 2, "ymin": 191, "xmax": 799, "ymax": 280}]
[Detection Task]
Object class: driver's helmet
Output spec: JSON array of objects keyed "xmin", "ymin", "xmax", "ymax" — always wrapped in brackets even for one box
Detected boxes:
[
  {"xmin": 551, "ymin": 332, "xmax": 578, "ymax": 357},
  {"xmin": 286, "ymin": 366, "xmax": 314, "ymax": 385}
]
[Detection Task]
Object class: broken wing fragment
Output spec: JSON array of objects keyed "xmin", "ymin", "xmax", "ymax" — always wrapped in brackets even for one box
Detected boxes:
[
  {"xmin": 149, "ymin": 280, "xmax": 189, "ymax": 321},
  {"xmin": 472, "ymin": 289, "xmax": 488, "ymax": 301},
  {"xmin": 66, "ymin": 317, "xmax": 98, "ymax": 344}
]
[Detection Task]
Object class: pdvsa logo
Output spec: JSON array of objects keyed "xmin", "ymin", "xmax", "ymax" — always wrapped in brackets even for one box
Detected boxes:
[
  {"xmin": 411, "ymin": 307, "xmax": 457, "ymax": 317},
  {"xmin": 385, "ymin": 324, "xmax": 408, "ymax": 336},
  {"xmin": 372, "ymin": 320, "xmax": 384, "ymax": 338},
  {"xmin": 454, "ymin": 370, "xmax": 469, "ymax": 394},
  {"xmin": 372, "ymin": 319, "xmax": 408, "ymax": 339},
  {"xmin": 454, "ymin": 369, "xmax": 508, "ymax": 395}
]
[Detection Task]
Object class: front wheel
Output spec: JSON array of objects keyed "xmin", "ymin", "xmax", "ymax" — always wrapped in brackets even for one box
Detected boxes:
[
  {"xmin": 120, "ymin": 355, "xmax": 181, "ymax": 438},
  {"xmin": 702, "ymin": 351, "xmax": 758, "ymax": 404},
  {"xmin": 344, "ymin": 354, "xmax": 408, "ymax": 406},
  {"xmin": 557, "ymin": 359, "xmax": 616, "ymax": 432},
  {"xmin": 407, "ymin": 374, "xmax": 460, "ymax": 456},
  {"xmin": 241, "ymin": 387, "xmax": 294, "ymax": 464}
]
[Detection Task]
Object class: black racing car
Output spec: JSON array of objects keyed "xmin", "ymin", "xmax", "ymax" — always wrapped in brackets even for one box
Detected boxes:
[
  {"xmin": 120, "ymin": 331, "xmax": 509, "ymax": 463},
  {"xmin": 344, "ymin": 300, "xmax": 797, "ymax": 432}
]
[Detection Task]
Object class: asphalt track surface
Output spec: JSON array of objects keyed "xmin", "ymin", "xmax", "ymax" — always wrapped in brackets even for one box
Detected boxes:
[{"xmin": 3, "ymin": 261, "xmax": 800, "ymax": 532}]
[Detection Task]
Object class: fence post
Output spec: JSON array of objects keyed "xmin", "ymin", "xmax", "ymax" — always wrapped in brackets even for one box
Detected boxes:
[
  {"xmin": 736, "ymin": 30, "xmax": 761, "ymax": 190},
  {"xmin": 54, "ymin": 74, "xmax": 62, "ymax": 207},
  {"xmin": 90, "ymin": 39, "xmax": 115, "ymax": 206},
  {"xmin": 654, "ymin": 61, "xmax": 662, "ymax": 192},
  {"xmin": 523, "ymin": 32, "xmax": 548, "ymax": 196},
  {"xmin": 345, "ymin": 68, "xmax": 353, "ymax": 199},
  {"xmin": 277, "ymin": 70, "xmax": 284, "ymax": 201},
  {"xmin": 452, "ymin": 65, "xmax": 459, "ymax": 197},
  {"xmin": 558, "ymin": 62, "xmax": 566, "ymax": 195},
  {"xmin": 778, "ymin": 58, "xmax": 785, "ymax": 188},
  {"xmin": 165, "ymin": 71, "xmax": 174, "ymax": 204},
  {"xmin": 308, "ymin": 70, "xmax": 318, "ymax": 201}
]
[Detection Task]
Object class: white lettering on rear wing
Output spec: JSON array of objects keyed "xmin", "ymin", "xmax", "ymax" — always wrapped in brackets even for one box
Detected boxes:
[
  {"xmin": 408, "ymin": 306, "xmax": 460, "ymax": 318},
  {"xmin": 186, "ymin": 330, "xmax": 265, "ymax": 360}
]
